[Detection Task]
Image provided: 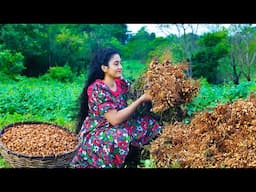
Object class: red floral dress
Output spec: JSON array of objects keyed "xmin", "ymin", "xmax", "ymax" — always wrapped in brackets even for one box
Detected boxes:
[{"xmin": 70, "ymin": 78, "xmax": 162, "ymax": 168}]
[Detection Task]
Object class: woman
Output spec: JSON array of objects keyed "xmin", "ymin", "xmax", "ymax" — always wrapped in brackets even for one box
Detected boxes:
[{"xmin": 70, "ymin": 47, "xmax": 162, "ymax": 168}]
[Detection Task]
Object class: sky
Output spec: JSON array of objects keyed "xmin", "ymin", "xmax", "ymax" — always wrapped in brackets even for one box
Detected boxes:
[
  {"xmin": 126, "ymin": 24, "xmax": 230, "ymax": 37},
  {"xmin": 127, "ymin": 24, "xmax": 167, "ymax": 37}
]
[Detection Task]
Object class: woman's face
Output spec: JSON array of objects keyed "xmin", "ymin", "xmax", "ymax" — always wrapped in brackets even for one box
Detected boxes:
[{"xmin": 104, "ymin": 54, "xmax": 122, "ymax": 79}]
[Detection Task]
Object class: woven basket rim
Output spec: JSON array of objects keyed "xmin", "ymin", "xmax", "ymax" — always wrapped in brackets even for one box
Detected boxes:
[{"xmin": 0, "ymin": 121, "xmax": 80, "ymax": 160}]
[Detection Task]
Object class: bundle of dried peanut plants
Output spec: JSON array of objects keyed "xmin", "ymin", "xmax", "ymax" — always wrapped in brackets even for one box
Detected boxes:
[
  {"xmin": 150, "ymin": 93, "xmax": 256, "ymax": 168},
  {"xmin": 144, "ymin": 59, "xmax": 199, "ymax": 113}
]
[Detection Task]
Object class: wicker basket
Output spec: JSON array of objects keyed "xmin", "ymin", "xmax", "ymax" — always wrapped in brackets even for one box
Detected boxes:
[{"xmin": 0, "ymin": 121, "xmax": 80, "ymax": 168}]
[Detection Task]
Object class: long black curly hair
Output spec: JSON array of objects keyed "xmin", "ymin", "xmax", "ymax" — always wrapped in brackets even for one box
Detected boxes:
[{"xmin": 76, "ymin": 47, "xmax": 120, "ymax": 134}]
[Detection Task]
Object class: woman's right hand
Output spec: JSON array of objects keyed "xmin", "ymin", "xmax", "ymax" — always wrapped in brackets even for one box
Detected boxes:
[{"xmin": 140, "ymin": 92, "xmax": 152, "ymax": 102}]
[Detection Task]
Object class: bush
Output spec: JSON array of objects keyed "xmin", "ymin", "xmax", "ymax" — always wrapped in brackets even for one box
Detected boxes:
[
  {"xmin": 0, "ymin": 50, "xmax": 25, "ymax": 77},
  {"xmin": 0, "ymin": 72, "xmax": 15, "ymax": 83},
  {"xmin": 41, "ymin": 65, "xmax": 74, "ymax": 82}
]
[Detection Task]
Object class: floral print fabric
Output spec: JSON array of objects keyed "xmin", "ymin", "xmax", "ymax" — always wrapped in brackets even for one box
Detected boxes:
[{"xmin": 70, "ymin": 78, "xmax": 162, "ymax": 168}]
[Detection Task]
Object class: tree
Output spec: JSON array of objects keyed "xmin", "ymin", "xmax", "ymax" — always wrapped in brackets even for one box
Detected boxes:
[
  {"xmin": 228, "ymin": 24, "xmax": 256, "ymax": 83},
  {"xmin": 192, "ymin": 30, "xmax": 229, "ymax": 84},
  {"xmin": 0, "ymin": 24, "xmax": 50, "ymax": 76},
  {"xmin": 158, "ymin": 24, "xmax": 200, "ymax": 77},
  {"xmin": 146, "ymin": 34, "xmax": 183, "ymax": 63},
  {"xmin": 122, "ymin": 27, "xmax": 156, "ymax": 62},
  {"xmin": 0, "ymin": 24, "xmax": 129, "ymax": 76}
]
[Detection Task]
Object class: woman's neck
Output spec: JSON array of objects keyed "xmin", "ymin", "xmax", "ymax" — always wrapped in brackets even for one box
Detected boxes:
[{"xmin": 103, "ymin": 76, "xmax": 116, "ymax": 91}]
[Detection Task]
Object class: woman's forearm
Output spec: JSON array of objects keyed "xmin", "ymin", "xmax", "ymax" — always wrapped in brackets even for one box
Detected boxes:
[
  {"xmin": 104, "ymin": 96, "xmax": 145, "ymax": 126},
  {"xmin": 116, "ymin": 96, "xmax": 144, "ymax": 123}
]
